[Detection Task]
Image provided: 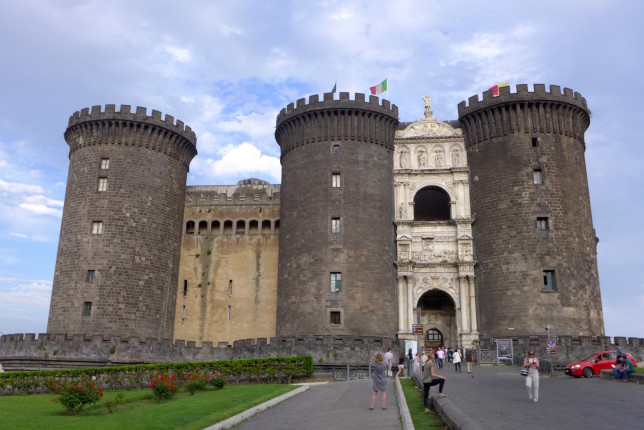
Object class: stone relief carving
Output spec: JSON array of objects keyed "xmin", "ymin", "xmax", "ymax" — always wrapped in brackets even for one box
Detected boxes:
[
  {"xmin": 417, "ymin": 149, "xmax": 427, "ymax": 168},
  {"xmin": 435, "ymin": 149, "xmax": 444, "ymax": 167},
  {"xmin": 400, "ymin": 150, "xmax": 409, "ymax": 168},
  {"xmin": 452, "ymin": 149, "xmax": 460, "ymax": 166},
  {"xmin": 399, "ymin": 202, "xmax": 407, "ymax": 219}
]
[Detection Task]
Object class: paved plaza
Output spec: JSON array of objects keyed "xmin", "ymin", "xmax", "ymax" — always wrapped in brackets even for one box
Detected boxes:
[{"xmin": 226, "ymin": 365, "xmax": 642, "ymax": 429}]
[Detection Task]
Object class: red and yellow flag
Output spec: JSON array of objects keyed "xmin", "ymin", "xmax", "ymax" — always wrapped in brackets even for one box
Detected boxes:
[{"xmin": 488, "ymin": 81, "xmax": 509, "ymax": 96}]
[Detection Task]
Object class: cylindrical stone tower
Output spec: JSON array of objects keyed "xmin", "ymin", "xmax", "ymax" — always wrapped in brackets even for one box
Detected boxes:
[
  {"xmin": 47, "ymin": 105, "xmax": 197, "ymax": 339},
  {"xmin": 458, "ymin": 84, "xmax": 604, "ymax": 338},
  {"xmin": 275, "ymin": 92, "xmax": 399, "ymax": 337}
]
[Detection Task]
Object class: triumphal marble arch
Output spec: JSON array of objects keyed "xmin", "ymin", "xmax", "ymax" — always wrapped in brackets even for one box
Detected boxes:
[{"xmin": 394, "ymin": 96, "xmax": 478, "ymax": 350}]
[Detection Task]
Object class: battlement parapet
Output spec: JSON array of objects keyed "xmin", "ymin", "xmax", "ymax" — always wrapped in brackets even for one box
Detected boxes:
[
  {"xmin": 276, "ymin": 92, "xmax": 398, "ymax": 125},
  {"xmin": 186, "ymin": 185, "xmax": 281, "ymax": 205},
  {"xmin": 457, "ymin": 84, "xmax": 591, "ymax": 146},
  {"xmin": 457, "ymin": 84, "xmax": 588, "ymax": 117},
  {"xmin": 68, "ymin": 104, "xmax": 197, "ymax": 145}
]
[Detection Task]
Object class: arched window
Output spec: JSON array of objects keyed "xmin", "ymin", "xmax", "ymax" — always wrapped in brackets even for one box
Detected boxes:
[
  {"xmin": 261, "ymin": 219, "xmax": 271, "ymax": 234},
  {"xmin": 249, "ymin": 220, "xmax": 259, "ymax": 235},
  {"xmin": 186, "ymin": 221, "xmax": 195, "ymax": 235},
  {"xmin": 274, "ymin": 219, "xmax": 280, "ymax": 235},
  {"xmin": 211, "ymin": 220, "xmax": 221, "ymax": 235},
  {"xmin": 223, "ymin": 220, "xmax": 233, "ymax": 235},
  {"xmin": 236, "ymin": 220, "xmax": 246, "ymax": 235},
  {"xmin": 414, "ymin": 186, "xmax": 451, "ymax": 221},
  {"xmin": 198, "ymin": 221, "xmax": 208, "ymax": 235},
  {"xmin": 426, "ymin": 329, "xmax": 443, "ymax": 343}
]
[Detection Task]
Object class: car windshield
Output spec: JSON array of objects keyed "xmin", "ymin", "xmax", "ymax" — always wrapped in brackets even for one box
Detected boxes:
[{"xmin": 581, "ymin": 353, "xmax": 602, "ymax": 361}]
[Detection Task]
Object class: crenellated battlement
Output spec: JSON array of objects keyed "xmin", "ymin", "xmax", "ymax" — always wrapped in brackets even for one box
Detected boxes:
[
  {"xmin": 186, "ymin": 184, "xmax": 281, "ymax": 205},
  {"xmin": 276, "ymin": 92, "xmax": 398, "ymax": 125},
  {"xmin": 457, "ymin": 84, "xmax": 591, "ymax": 146},
  {"xmin": 457, "ymin": 84, "xmax": 588, "ymax": 117},
  {"xmin": 68, "ymin": 104, "xmax": 197, "ymax": 144}
]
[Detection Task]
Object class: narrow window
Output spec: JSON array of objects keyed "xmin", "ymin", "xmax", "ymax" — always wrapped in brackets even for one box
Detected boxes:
[
  {"xmin": 330, "ymin": 272, "xmax": 342, "ymax": 293},
  {"xmin": 183, "ymin": 280, "xmax": 188, "ymax": 296},
  {"xmin": 92, "ymin": 221, "xmax": 103, "ymax": 235},
  {"xmin": 536, "ymin": 217, "xmax": 549, "ymax": 230},
  {"xmin": 332, "ymin": 144, "xmax": 340, "ymax": 155},
  {"xmin": 98, "ymin": 177, "xmax": 108, "ymax": 192},
  {"xmin": 181, "ymin": 305, "xmax": 186, "ymax": 320},
  {"xmin": 331, "ymin": 217, "xmax": 341, "ymax": 233},
  {"xmin": 82, "ymin": 302, "xmax": 92, "ymax": 316},
  {"xmin": 228, "ymin": 280, "xmax": 233, "ymax": 296},
  {"xmin": 100, "ymin": 158, "xmax": 110, "ymax": 170},
  {"xmin": 543, "ymin": 270, "xmax": 556, "ymax": 291},
  {"xmin": 532, "ymin": 137, "xmax": 539, "ymax": 147},
  {"xmin": 87, "ymin": 270, "xmax": 95, "ymax": 283},
  {"xmin": 330, "ymin": 311, "xmax": 341, "ymax": 325},
  {"xmin": 332, "ymin": 173, "xmax": 341, "ymax": 187},
  {"xmin": 533, "ymin": 169, "xmax": 543, "ymax": 184},
  {"xmin": 227, "ymin": 305, "xmax": 231, "ymax": 321}
]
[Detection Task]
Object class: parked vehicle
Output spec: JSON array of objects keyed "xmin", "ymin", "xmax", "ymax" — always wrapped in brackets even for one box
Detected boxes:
[{"xmin": 564, "ymin": 350, "xmax": 638, "ymax": 378}]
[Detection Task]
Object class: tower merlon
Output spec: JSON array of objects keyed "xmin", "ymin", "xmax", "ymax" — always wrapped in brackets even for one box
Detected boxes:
[
  {"xmin": 68, "ymin": 104, "xmax": 197, "ymax": 145},
  {"xmin": 276, "ymin": 92, "xmax": 398, "ymax": 125},
  {"xmin": 457, "ymin": 84, "xmax": 589, "ymax": 117}
]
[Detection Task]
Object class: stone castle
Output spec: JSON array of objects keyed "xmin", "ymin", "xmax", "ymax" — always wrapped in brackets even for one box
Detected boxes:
[{"xmin": 1, "ymin": 84, "xmax": 613, "ymax": 367}]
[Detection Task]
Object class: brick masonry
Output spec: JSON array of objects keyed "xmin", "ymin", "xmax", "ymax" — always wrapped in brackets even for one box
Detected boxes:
[
  {"xmin": 458, "ymin": 84, "xmax": 604, "ymax": 338},
  {"xmin": 46, "ymin": 105, "xmax": 197, "ymax": 340}
]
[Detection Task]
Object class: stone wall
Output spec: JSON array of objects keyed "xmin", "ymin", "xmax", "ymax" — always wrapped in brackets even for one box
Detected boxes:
[{"xmin": 0, "ymin": 333, "xmax": 397, "ymax": 371}]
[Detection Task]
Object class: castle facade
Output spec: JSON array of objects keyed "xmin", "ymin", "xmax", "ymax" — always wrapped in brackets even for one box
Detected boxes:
[{"xmin": 45, "ymin": 85, "xmax": 604, "ymax": 354}]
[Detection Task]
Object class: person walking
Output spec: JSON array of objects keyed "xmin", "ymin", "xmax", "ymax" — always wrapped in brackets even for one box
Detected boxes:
[
  {"xmin": 369, "ymin": 352, "xmax": 388, "ymax": 410},
  {"xmin": 414, "ymin": 352, "xmax": 421, "ymax": 374},
  {"xmin": 453, "ymin": 348, "xmax": 462, "ymax": 372},
  {"xmin": 422, "ymin": 351, "xmax": 447, "ymax": 413},
  {"xmin": 384, "ymin": 348, "xmax": 394, "ymax": 377},
  {"xmin": 436, "ymin": 347, "xmax": 445, "ymax": 369},
  {"xmin": 395, "ymin": 352, "xmax": 406, "ymax": 377},
  {"xmin": 523, "ymin": 349, "xmax": 540, "ymax": 402}
]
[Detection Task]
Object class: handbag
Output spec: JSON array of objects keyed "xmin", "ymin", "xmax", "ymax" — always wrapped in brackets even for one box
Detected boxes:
[{"xmin": 521, "ymin": 368, "xmax": 528, "ymax": 376}]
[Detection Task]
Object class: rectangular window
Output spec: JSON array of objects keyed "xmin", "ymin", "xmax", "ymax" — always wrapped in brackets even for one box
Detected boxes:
[
  {"xmin": 227, "ymin": 305, "xmax": 231, "ymax": 321},
  {"xmin": 332, "ymin": 173, "xmax": 341, "ymax": 187},
  {"xmin": 87, "ymin": 270, "xmax": 95, "ymax": 283},
  {"xmin": 543, "ymin": 270, "xmax": 556, "ymax": 291},
  {"xmin": 332, "ymin": 144, "xmax": 340, "ymax": 155},
  {"xmin": 228, "ymin": 280, "xmax": 233, "ymax": 296},
  {"xmin": 330, "ymin": 272, "xmax": 342, "ymax": 293},
  {"xmin": 533, "ymin": 169, "xmax": 543, "ymax": 184},
  {"xmin": 98, "ymin": 177, "xmax": 108, "ymax": 192},
  {"xmin": 330, "ymin": 311, "xmax": 341, "ymax": 325},
  {"xmin": 531, "ymin": 137, "xmax": 539, "ymax": 147},
  {"xmin": 82, "ymin": 302, "xmax": 92, "ymax": 316},
  {"xmin": 181, "ymin": 305, "xmax": 186, "ymax": 320},
  {"xmin": 92, "ymin": 221, "xmax": 103, "ymax": 235},
  {"xmin": 536, "ymin": 217, "xmax": 549, "ymax": 230},
  {"xmin": 100, "ymin": 158, "xmax": 110, "ymax": 169},
  {"xmin": 331, "ymin": 217, "xmax": 341, "ymax": 233},
  {"xmin": 183, "ymin": 280, "xmax": 188, "ymax": 296}
]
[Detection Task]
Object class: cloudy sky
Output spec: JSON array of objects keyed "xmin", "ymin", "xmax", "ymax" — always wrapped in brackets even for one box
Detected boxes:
[{"xmin": 0, "ymin": 0, "xmax": 642, "ymax": 339}]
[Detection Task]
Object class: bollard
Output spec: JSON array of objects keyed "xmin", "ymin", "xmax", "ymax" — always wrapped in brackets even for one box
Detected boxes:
[{"xmin": 347, "ymin": 363, "xmax": 350, "ymax": 381}]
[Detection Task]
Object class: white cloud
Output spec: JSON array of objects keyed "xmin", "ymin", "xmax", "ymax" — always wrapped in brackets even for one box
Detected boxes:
[
  {"xmin": 9, "ymin": 232, "xmax": 28, "ymax": 239},
  {"xmin": 0, "ymin": 280, "xmax": 52, "ymax": 334},
  {"xmin": 0, "ymin": 178, "xmax": 43, "ymax": 194},
  {"xmin": 18, "ymin": 195, "xmax": 63, "ymax": 217},
  {"xmin": 162, "ymin": 43, "xmax": 192, "ymax": 63},
  {"xmin": 192, "ymin": 142, "xmax": 280, "ymax": 183}
]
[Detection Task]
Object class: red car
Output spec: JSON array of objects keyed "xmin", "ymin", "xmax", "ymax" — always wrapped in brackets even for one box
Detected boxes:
[{"xmin": 565, "ymin": 350, "xmax": 638, "ymax": 378}]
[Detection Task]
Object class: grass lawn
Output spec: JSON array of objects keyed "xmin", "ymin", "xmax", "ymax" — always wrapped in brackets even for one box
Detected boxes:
[
  {"xmin": 0, "ymin": 384, "xmax": 295, "ymax": 430},
  {"xmin": 399, "ymin": 377, "xmax": 443, "ymax": 429}
]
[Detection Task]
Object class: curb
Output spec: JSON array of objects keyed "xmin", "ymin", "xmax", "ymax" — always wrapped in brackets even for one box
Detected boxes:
[
  {"xmin": 430, "ymin": 393, "xmax": 484, "ymax": 430},
  {"xmin": 395, "ymin": 377, "xmax": 414, "ymax": 430},
  {"xmin": 203, "ymin": 385, "xmax": 310, "ymax": 430}
]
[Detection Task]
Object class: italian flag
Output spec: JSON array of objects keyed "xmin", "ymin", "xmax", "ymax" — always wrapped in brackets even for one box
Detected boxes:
[
  {"xmin": 488, "ymin": 81, "xmax": 509, "ymax": 96},
  {"xmin": 370, "ymin": 78, "xmax": 388, "ymax": 95}
]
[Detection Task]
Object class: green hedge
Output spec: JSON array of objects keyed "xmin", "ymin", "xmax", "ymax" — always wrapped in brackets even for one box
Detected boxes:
[{"xmin": 0, "ymin": 356, "xmax": 313, "ymax": 395}]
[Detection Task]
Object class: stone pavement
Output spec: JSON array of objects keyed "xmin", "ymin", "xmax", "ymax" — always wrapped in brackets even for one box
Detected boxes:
[
  {"xmin": 210, "ymin": 365, "xmax": 643, "ymax": 430},
  {"xmin": 231, "ymin": 379, "xmax": 402, "ymax": 430},
  {"xmin": 434, "ymin": 364, "xmax": 643, "ymax": 429}
]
